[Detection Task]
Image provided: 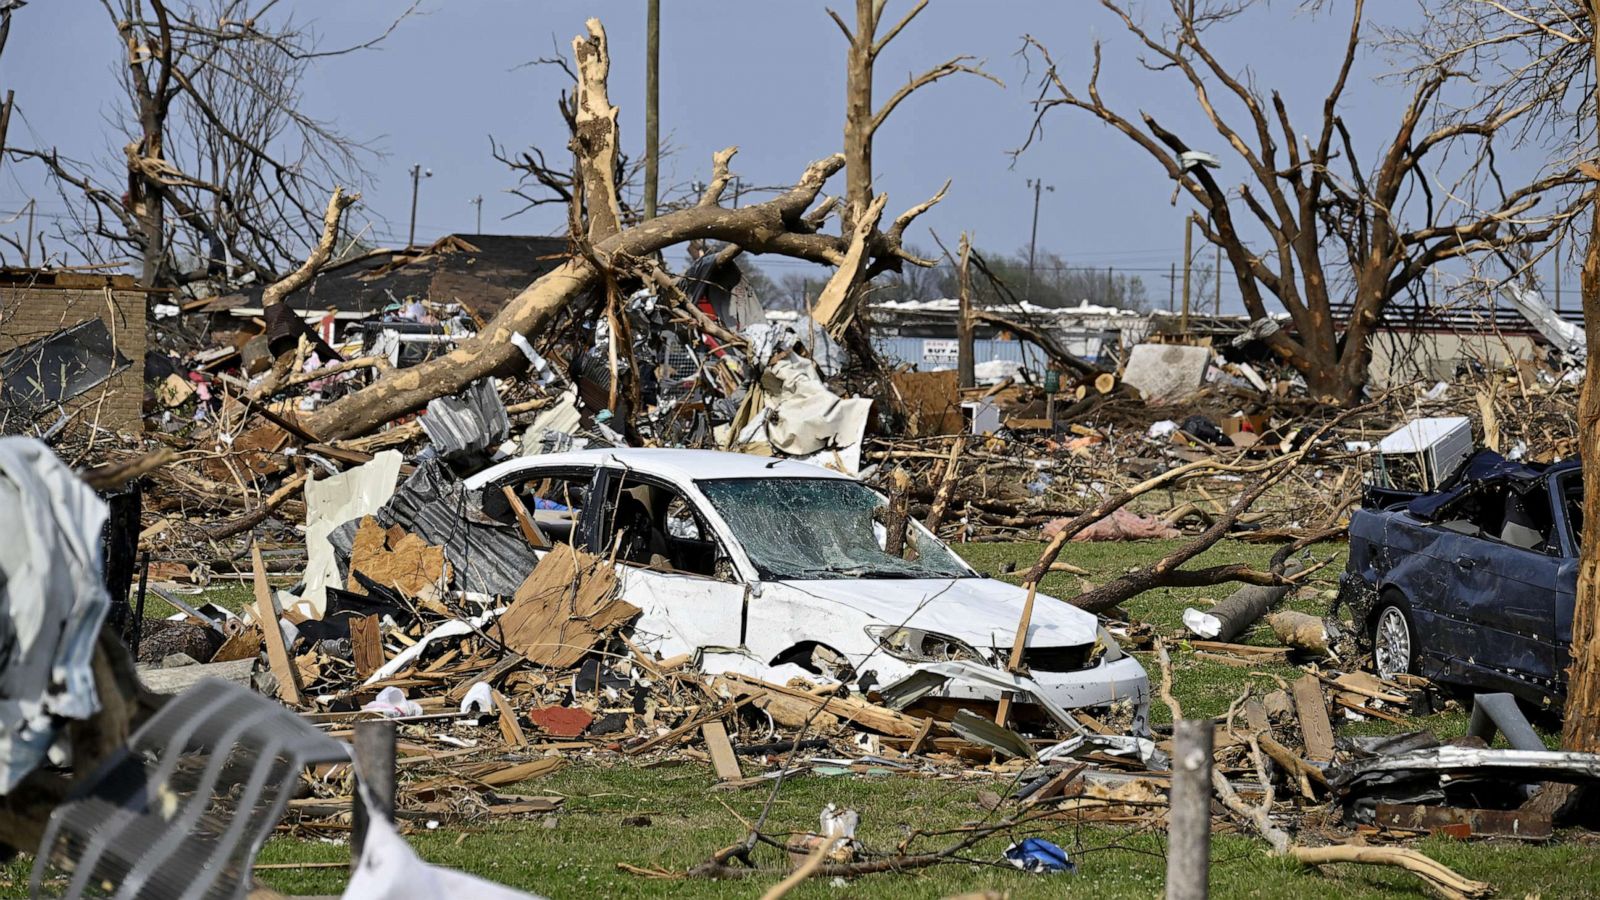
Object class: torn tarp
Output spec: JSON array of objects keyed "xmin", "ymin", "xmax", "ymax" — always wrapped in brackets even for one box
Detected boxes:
[
  {"xmin": 732, "ymin": 355, "xmax": 872, "ymax": 474},
  {"xmin": 421, "ymin": 378, "xmax": 510, "ymax": 460},
  {"xmin": 0, "ymin": 438, "xmax": 111, "ymax": 793}
]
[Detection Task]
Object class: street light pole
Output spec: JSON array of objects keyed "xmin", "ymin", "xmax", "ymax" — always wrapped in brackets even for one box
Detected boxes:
[
  {"xmin": 407, "ymin": 164, "xmax": 431, "ymax": 247},
  {"xmin": 1025, "ymin": 178, "xmax": 1054, "ymax": 304},
  {"xmin": 471, "ymin": 195, "xmax": 483, "ymax": 234}
]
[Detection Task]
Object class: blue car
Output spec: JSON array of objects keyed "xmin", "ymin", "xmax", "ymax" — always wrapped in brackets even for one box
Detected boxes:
[{"xmin": 1337, "ymin": 451, "xmax": 1581, "ymax": 711}]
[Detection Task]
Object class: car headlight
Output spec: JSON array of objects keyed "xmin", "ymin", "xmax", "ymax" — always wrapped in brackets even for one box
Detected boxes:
[
  {"xmin": 864, "ymin": 625, "xmax": 981, "ymax": 663},
  {"xmin": 1096, "ymin": 626, "xmax": 1125, "ymax": 662}
]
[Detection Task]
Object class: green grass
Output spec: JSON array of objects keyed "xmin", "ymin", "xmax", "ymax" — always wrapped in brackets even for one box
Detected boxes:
[
  {"xmin": 55, "ymin": 539, "xmax": 1589, "ymax": 898},
  {"xmin": 243, "ymin": 763, "xmax": 1600, "ymax": 899}
]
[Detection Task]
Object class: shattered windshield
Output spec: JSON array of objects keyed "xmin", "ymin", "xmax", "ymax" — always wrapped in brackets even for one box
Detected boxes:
[{"xmin": 698, "ymin": 477, "xmax": 971, "ymax": 581}]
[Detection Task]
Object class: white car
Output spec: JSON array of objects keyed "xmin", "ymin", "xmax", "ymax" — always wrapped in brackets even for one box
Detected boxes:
[{"xmin": 465, "ymin": 448, "xmax": 1150, "ymax": 732}]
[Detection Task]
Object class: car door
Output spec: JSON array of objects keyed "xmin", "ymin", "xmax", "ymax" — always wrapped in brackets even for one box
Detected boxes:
[
  {"xmin": 1551, "ymin": 470, "xmax": 1582, "ymax": 702},
  {"xmin": 591, "ymin": 467, "xmax": 749, "ymax": 658},
  {"xmin": 1441, "ymin": 480, "xmax": 1561, "ymax": 690}
]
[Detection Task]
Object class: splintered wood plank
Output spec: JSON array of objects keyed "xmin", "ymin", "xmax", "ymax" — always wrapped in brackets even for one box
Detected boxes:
[
  {"xmin": 251, "ymin": 541, "xmax": 304, "ymax": 706},
  {"xmin": 497, "ymin": 544, "xmax": 638, "ymax": 668},
  {"xmin": 701, "ymin": 720, "xmax": 742, "ymax": 782},
  {"xmin": 350, "ymin": 614, "xmax": 384, "ymax": 679},
  {"xmin": 1292, "ymin": 674, "xmax": 1335, "ymax": 762},
  {"xmin": 502, "ymin": 485, "xmax": 550, "ymax": 549},
  {"xmin": 493, "ymin": 689, "xmax": 528, "ymax": 748}
]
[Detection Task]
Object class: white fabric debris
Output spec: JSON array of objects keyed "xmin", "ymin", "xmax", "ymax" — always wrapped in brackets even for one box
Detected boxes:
[
  {"xmin": 459, "ymin": 682, "xmax": 494, "ymax": 715},
  {"xmin": 735, "ymin": 356, "xmax": 871, "ymax": 474},
  {"xmin": 1182, "ymin": 607, "xmax": 1222, "ymax": 640},
  {"xmin": 361, "ymin": 687, "xmax": 423, "ymax": 718},
  {"xmin": 343, "ymin": 788, "xmax": 543, "ymax": 900},
  {"xmin": 302, "ymin": 451, "xmax": 403, "ymax": 614},
  {"xmin": 363, "ymin": 608, "xmax": 504, "ymax": 686},
  {"xmin": 0, "ymin": 438, "xmax": 112, "ymax": 793}
]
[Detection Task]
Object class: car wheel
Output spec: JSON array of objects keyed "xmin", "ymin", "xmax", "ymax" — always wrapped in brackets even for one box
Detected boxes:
[{"xmin": 1372, "ymin": 597, "xmax": 1415, "ymax": 678}]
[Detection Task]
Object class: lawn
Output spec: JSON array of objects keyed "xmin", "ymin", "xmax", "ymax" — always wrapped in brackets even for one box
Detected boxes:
[{"xmin": 19, "ymin": 539, "xmax": 1593, "ymax": 898}]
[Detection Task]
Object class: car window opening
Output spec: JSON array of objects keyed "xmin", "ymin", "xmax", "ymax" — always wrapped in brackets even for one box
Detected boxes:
[
  {"xmin": 698, "ymin": 477, "xmax": 969, "ymax": 581},
  {"xmin": 600, "ymin": 478, "xmax": 728, "ymax": 580},
  {"xmin": 1436, "ymin": 481, "xmax": 1557, "ymax": 554},
  {"xmin": 483, "ymin": 473, "xmax": 588, "ymax": 546}
]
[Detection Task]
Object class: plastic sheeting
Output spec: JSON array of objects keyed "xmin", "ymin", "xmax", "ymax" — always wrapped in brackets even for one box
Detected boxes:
[
  {"xmin": 302, "ymin": 451, "xmax": 403, "ymax": 613},
  {"xmin": 0, "ymin": 438, "xmax": 111, "ymax": 793},
  {"xmin": 734, "ymin": 356, "xmax": 871, "ymax": 474}
]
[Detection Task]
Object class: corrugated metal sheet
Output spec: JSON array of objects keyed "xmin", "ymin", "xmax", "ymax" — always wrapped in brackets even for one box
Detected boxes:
[
  {"xmin": 873, "ymin": 336, "xmax": 1049, "ymax": 369},
  {"xmin": 329, "ymin": 459, "xmax": 535, "ymax": 597},
  {"xmin": 420, "ymin": 378, "xmax": 510, "ymax": 458}
]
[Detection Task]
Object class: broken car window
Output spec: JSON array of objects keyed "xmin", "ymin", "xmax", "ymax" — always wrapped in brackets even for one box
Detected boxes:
[
  {"xmin": 698, "ymin": 477, "xmax": 969, "ymax": 581},
  {"xmin": 597, "ymin": 479, "xmax": 723, "ymax": 578},
  {"xmin": 481, "ymin": 472, "xmax": 588, "ymax": 546},
  {"xmin": 1434, "ymin": 481, "xmax": 1556, "ymax": 553}
]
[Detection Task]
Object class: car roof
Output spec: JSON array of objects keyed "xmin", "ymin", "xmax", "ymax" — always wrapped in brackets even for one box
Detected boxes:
[{"xmin": 464, "ymin": 448, "xmax": 858, "ymax": 490}]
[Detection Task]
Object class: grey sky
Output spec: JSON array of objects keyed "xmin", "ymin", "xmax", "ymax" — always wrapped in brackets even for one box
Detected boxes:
[{"xmin": 0, "ymin": 1, "xmax": 1547, "ymax": 312}]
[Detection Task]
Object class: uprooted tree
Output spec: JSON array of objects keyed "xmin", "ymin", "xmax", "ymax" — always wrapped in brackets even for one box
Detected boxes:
[
  {"xmin": 1020, "ymin": 0, "xmax": 1582, "ymax": 404},
  {"xmin": 302, "ymin": 18, "xmax": 952, "ymax": 442}
]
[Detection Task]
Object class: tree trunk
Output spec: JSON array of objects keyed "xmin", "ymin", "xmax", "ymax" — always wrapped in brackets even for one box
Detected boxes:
[
  {"xmin": 842, "ymin": 0, "xmax": 875, "ymax": 231},
  {"xmin": 1562, "ymin": 5, "xmax": 1600, "ymax": 748}
]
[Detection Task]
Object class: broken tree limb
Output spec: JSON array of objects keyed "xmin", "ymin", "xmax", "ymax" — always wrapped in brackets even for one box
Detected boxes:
[
  {"xmin": 809, "ymin": 192, "xmax": 888, "ymax": 335},
  {"xmin": 199, "ymin": 471, "xmax": 310, "ymax": 543},
  {"xmin": 923, "ymin": 435, "xmax": 965, "ymax": 533},
  {"xmin": 1186, "ymin": 558, "xmax": 1305, "ymax": 642},
  {"xmin": 882, "ymin": 468, "xmax": 912, "ymax": 558},
  {"xmin": 261, "ymin": 187, "xmax": 359, "ymax": 309},
  {"xmin": 1269, "ymin": 611, "xmax": 1332, "ymax": 657},
  {"xmin": 1288, "ymin": 846, "xmax": 1492, "ymax": 899}
]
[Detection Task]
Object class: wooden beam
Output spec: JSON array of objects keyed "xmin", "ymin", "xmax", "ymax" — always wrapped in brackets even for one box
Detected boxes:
[
  {"xmin": 251, "ymin": 542, "xmax": 304, "ymax": 706},
  {"xmin": 1291, "ymin": 674, "xmax": 1334, "ymax": 762},
  {"xmin": 701, "ymin": 720, "xmax": 743, "ymax": 782}
]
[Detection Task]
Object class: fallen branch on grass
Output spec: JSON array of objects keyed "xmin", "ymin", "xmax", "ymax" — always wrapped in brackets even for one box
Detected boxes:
[{"xmin": 1152, "ymin": 629, "xmax": 1492, "ymax": 899}]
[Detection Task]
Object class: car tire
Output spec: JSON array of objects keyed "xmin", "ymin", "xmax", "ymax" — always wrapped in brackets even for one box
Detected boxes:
[{"xmin": 1372, "ymin": 593, "xmax": 1416, "ymax": 678}]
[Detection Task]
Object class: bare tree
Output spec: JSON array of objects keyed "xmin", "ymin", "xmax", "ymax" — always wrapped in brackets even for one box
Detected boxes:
[
  {"xmin": 12, "ymin": 0, "xmax": 411, "ymax": 286},
  {"xmin": 821, "ymin": 0, "xmax": 998, "ymax": 368},
  {"xmin": 1021, "ymin": 0, "xmax": 1584, "ymax": 403},
  {"xmin": 301, "ymin": 19, "xmax": 949, "ymax": 441}
]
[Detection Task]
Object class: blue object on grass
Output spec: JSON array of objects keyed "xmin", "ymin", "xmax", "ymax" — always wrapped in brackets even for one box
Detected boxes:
[{"xmin": 1003, "ymin": 837, "xmax": 1074, "ymax": 874}]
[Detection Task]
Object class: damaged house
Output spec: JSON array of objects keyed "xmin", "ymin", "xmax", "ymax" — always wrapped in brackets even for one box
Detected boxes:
[{"xmin": 0, "ymin": 271, "xmax": 148, "ymax": 436}]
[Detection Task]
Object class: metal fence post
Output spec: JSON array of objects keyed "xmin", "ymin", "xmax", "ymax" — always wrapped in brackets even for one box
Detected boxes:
[
  {"xmin": 1166, "ymin": 718, "xmax": 1214, "ymax": 900},
  {"xmin": 351, "ymin": 719, "xmax": 396, "ymax": 870}
]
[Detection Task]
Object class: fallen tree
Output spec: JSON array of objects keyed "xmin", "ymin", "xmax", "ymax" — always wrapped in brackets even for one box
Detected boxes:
[{"xmin": 301, "ymin": 19, "xmax": 946, "ymax": 441}]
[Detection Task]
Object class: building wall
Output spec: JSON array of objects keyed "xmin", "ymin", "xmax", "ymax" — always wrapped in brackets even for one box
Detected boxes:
[
  {"xmin": 0, "ymin": 278, "xmax": 147, "ymax": 434},
  {"xmin": 1366, "ymin": 329, "xmax": 1541, "ymax": 388}
]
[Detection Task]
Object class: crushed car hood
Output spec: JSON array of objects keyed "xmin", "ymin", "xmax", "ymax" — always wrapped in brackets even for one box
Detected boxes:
[{"xmin": 767, "ymin": 576, "xmax": 1098, "ymax": 649}]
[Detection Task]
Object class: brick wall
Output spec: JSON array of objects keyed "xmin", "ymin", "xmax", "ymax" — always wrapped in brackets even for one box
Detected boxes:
[{"xmin": 0, "ymin": 274, "xmax": 148, "ymax": 435}]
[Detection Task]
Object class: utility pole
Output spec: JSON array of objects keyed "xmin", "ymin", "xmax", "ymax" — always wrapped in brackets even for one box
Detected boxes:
[
  {"xmin": 407, "ymin": 164, "xmax": 431, "ymax": 248},
  {"xmin": 471, "ymin": 195, "xmax": 483, "ymax": 234},
  {"xmin": 644, "ymin": 0, "xmax": 660, "ymax": 220},
  {"xmin": 1168, "ymin": 262, "xmax": 1176, "ymax": 312},
  {"xmin": 1214, "ymin": 244, "xmax": 1222, "ymax": 315},
  {"xmin": 1556, "ymin": 233, "xmax": 1564, "ymax": 313},
  {"xmin": 1025, "ymin": 178, "xmax": 1054, "ymax": 304},
  {"xmin": 22, "ymin": 198, "xmax": 32, "ymax": 268},
  {"xmin": 957, "ymin": 233, "xmax": 975, "ymax": 389},
  {"xmin": 1181, "ymin": 213, "xmax": 1195, "ymax": 333}
]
